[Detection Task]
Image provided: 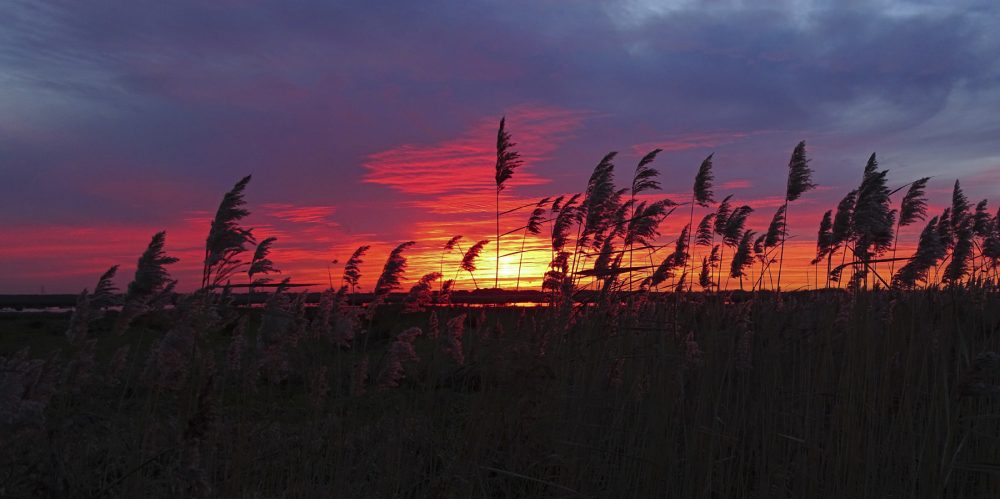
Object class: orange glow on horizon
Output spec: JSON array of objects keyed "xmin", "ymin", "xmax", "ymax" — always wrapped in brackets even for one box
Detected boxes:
[{"xmin": 0, "ymin": 105, "xmax": 959, "ymax": 295}]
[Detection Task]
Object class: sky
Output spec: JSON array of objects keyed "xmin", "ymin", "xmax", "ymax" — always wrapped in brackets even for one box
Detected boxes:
[{"xmin": 2, "ymin": 0, "xmax": 1000, "ymax": 294}]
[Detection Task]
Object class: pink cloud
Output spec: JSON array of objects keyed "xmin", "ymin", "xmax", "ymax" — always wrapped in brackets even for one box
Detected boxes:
[
  {"xmin": 363, "ymin": 104, "xmax": 588, "ymax": 196},
  {"xmin": 262, "ymin": 203, "xmax": 338, "ymax": 225}
]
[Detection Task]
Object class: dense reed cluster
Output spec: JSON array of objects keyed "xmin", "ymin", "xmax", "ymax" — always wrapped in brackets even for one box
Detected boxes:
[{"xmin": 434, "ymin": 118, "xmax": 1000, "ymax": 297}]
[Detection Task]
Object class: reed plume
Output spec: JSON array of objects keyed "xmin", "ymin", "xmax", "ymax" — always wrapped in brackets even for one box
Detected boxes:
[
  {"xmin": 698, "ymin": 257, "xmax": 713, "ymax": 289},
  {"xmin": 776, "ymin": 141, "xmax": 816, "ymax": 290},
  {"xmin": 673, "ymin": 224, "xmax": 691, "ymax": 270},
  {"xmin": 438, "ymin": 236, "xmax": 462, "ymax": 288},
  {"xmin": 673, "ymin": 271, "xmax": 688, "ymax": 294},
  {"xmin": 811, "ymin": 210, "xmax": 834, "ymax": 287},
  {"xmin": 831, "ymin": 189, "xmax": 858, "ymax": 250},
  {"xmin": 343, "ymin": 245, "xmax": 371, "ymax": 293},
  {"xmin": 893, "ymin": 216, "xmax": 946, "ymax": 289},
  {"xmin": 764, "ymin": 205, "xmax": 786, "ymax": 250},
  {"xmin": 438, "ymin": 279, "xmax": 455, "ymax": 304},
  {"xmin": 551, "ymin": 194, "xmax": 580, "ymax": 253},
  {"xmin": 543, "ymin": 251, "xmax": 571, "ymax": 296},
  {"xmin": 92, "ymin": 265, "xmax": 120, "ymax": 309},
  {"xmin": 889, "ymin": 177, "xmax": 930, "ymax": 279},
  {"xmin": 550, "ymin": 195, "xmax": 565, "ymax": 212},
  {"xmin": 938, "ymin": 207, "xmax": 954, "ymax": 252},
  {"xmin": 374, "ymin": 241, "xmax": 415, "ymax": 298},
  {"xmin": 695, "ymin": 213, "xmax": 715, "ymax": 247},
  {"xmin": 753, "ymin": 233, "xmax": 767, "ymax": 261},
  {"xmin": 707, "ymin": 195, "xmax": 733, "ymax": 288},
  {"xmin": 972, "ymin": 199, "xmax": 992, "ymax": 281},
  {"xmin": 526, "ymin": 200, "xmax": 549, "ymax": 235},
  {"xmin": 461, "ymin": 239, "xmax": 490, "ymax": 288},
  {"xmin": 587, "ymin": 198, "xmax": 674, "ymax": 294},
  {"xmin": 714, "ymin": 195, "xmax": 733, "ymax": 236},
  {"xmin": 592, "ymin": 238, "xmax": 618, "ymax": 290},
  {"xmin": 494, "ymin": 116, "xmax": 523, "ymax": 191},
  {"xmin": 827, "ymin": 189, "xmax": 858, "ymax": 284},
  {"xmin": 730, "ymin": 230, "xmax": 756, "ymax": 288},
  {"xmin": 403, "ymin": 272, "xmax": 441, "ymax": 312},
  {"xmin": 851, "ymin": 153, "xmax": 896, "ymax": 286},
  {"xmin": 515, "ymin": 198, "xmax": 550, "ymax": 291},
  {"xmin": 785, "ymin": 142, "xmax": 816, "ymax": 202},
  {"xmin": 684, "ymin": 153, "xmax": 716, "ymax": 290},
  {"xmin": 495, "ymin": 117, "xmax": 524, "ymax": 289},
  {"xmin": 944, "ymin": 212, "xmax": 974, "ymax": 285},
  {"xmin": 899, "ymin": 177, "xmax": 930, "ymax": 227},
  {"xmin": 248, "ymin": 236, "xmax": 279, "ymax": 297},
  {"xmin": 812, "ymin": 210, "xmax": 834, "ymax": 265},
  {"xmin": 116, "ymin": 231, "xmax": 179, "ymax": 334},
  {"xmin": 202, "ymin": 175, "xmax": 255, "ymax": 289},
  {"xmin": 248, "ymin": 237, "xmax": 279, "ymax": 281},
  {"xmin": 644, "ymin": 225, "xmax": 690, "ymax": 289},
  {"xmin": 644, "ymin": 255, "xmax": 678, "ymax": 290},
  {"xmin": 579, "ymin": 152, "xmax": 624, "ymax": 252},
  {"xmin": 128, "ymin": 231, "xmax": 179, "ymax": 300},
  {"xmin": 722, "ymin": 205, "xmax": 753, "ymax": 247},
  {"xmin": 631, "ymin": 149, "xmax": 663, "ymax": 196},
  {"xmin": 973, "ymin": 200, "xmax": 992, "ymax": 238},
  {"xmin": 981, "ymin": 209, "xmax": 1000, "ymax": 273},
  {"xmin": 444, "ymin": 235, "xmax": 463, "ymax": 252},
  {"xmin": 626, "ymin": 150, "xmax": 665, "ymax": 290},
  {"xmin": 693, "ymin": 154, "xmax": 716, "ymax": 207},
  {"xmin": 624, "ymin": 200, "xmax": 673, "ymax": 247},
  {"xmin": 950, "ymin": 179, "xmax": 971, "ymax": 230}
]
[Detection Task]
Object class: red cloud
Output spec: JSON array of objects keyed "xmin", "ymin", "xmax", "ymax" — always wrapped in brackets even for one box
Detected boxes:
[
  {"xmin": 262, "ymin": 203, "xmax": 338, "ymax": 225},
  {"xmin": 363, "ymin": 104, "xmax": 588, "ymax": 196}
]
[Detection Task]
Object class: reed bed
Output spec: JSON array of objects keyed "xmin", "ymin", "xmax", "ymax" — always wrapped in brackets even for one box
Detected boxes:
[{"xmin": 3, "ymin": 288, "xmax": 1000, "ymax": 498}]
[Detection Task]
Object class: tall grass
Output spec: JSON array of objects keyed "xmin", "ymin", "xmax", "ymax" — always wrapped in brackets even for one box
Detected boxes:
[
  {"xmin": 495, "ymin": 117, "xmax": 524, "ymax": 290},
  {"xmin": 6, "ymin": 281, "xmax": 1000, "ymax": 497},
  {"xmin": 776, "ymin": 141, "xmax": 816, "ymax": 291}
]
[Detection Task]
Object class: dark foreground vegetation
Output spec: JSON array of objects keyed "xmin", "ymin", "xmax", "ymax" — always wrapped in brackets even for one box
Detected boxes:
[{"xmin": 3, "ymin": 289, "xmax": 1000, "ymax": 498}]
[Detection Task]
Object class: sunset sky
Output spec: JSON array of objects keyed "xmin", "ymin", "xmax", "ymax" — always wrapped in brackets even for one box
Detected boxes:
[{"xmin": 2, "ymin": 0, "xmax": 1000, "ymax": 294}]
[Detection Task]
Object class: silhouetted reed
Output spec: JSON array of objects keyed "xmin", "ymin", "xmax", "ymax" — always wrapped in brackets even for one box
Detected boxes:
[
  {"xmin": 202, "ymin": 175, "xmax": 255, "ymax": 290},
  {"xmin": 494, "ymin": 117, "xmax": 523, "ymax": 289},
  {"xmin": 776, "ymin": 141, "xmax": 816, "ymax": 290},
  {"xmin": 461, "ymin": 239, "xmax": 489, "ymax": 289}
]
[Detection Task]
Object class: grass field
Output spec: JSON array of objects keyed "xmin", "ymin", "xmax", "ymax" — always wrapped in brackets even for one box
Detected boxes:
[{"xmin": 3, "ymin": 289, "xmax": 1000, "ymax": 498}]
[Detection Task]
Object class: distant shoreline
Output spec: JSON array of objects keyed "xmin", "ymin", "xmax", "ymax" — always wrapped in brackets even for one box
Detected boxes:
[
  {"xmin": 0, "ymin": 289, "xmax": 553, "ymax": 310},
  {"xmin": 0, "ymin": 287, "xmax": 836, "ymax": 311}
]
